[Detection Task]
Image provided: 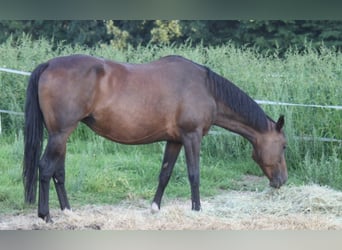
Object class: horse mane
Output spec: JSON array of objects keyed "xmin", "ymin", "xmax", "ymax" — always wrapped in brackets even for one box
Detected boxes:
[
  {"xmin": 159, "ymin": 55, "xmax": 269, "ymax": 132},
  {"xmin": 204, "ymin": 67, "xmax": 269, "ymax": 132}
]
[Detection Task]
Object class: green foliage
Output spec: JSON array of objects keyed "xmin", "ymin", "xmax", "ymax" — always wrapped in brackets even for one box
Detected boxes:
[
  {"xmin": 150, "ymin": 20, "xmax": 182, "ymax": 44},
  {"xmin": 106, "ymin": 20, "xmax": 131, "ymax": 49},
  {"xmin": 103, "ymin": 20, "xmax": 342, "ymax": 54},
  {"xmin": 236, "ymin": 20, "xmax": 342, "ymax": 55},
  {"xmin": 1, "ymin": 20, "xmax": 342, "ymax": 54},
  {"xmin": 0, "ymin": 135, "xmax": 25, "ymax": 213},
  {"xmin": 106, "ymin": 20, "xmax": 183, "ymax": 48},
  {"xmin": 0, "ymin": 20, "xmax": 109, "ymax": 48}
]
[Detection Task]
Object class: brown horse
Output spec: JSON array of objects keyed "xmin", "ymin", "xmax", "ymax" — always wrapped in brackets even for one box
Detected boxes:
[{"xmin": 23, "ymin": 54, "xmax": 287, "ymax": 222}]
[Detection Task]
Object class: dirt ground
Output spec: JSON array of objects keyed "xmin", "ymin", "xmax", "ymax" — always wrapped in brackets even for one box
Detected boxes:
[{"xmin": 1, "ymin": 177, "xmax": 342, "ymax": 230}]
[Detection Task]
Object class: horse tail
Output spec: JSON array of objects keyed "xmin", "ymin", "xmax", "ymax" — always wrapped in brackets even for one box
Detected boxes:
[{"xmin": 23, "ymin": 62, "xmax": 49, "ymax": 204}]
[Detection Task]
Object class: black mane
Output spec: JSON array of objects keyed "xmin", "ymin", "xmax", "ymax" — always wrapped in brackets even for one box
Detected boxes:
[{"xmin": 205, "ymin": 67, "xmax": 269, "ymax": 132}]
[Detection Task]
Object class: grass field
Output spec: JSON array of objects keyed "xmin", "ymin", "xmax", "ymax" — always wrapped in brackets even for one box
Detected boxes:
[{"xmin": 0, "ymin": 36, "xmax": 341, "ymax": 215}]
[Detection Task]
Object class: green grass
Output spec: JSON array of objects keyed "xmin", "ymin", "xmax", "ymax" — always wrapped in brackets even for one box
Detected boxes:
[
  {"xmin": 0, "ymin": 132, "xmax": 263, "ymax": 214},
  {"xmin": 0, "ymin": 135, "xmax": 25, "ymax": 213},
  {"xmin": 0, "ymin": 127, "xmax": 338, "ymax": 215},
  {"xmin": 0, "ymin": 36, "xmax": 341, "ymax": 214}
]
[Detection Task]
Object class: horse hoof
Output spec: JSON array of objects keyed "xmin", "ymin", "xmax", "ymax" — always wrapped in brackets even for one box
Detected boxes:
[
  {"xmin": 44, "ymin": 215, "xmax": 53, "ymax": 223},
  {"xmin": 151, "ymin": 202, "xmax": 160, "ymax": 214},
  {"xmin": 39, "ymin": 213, "xmax": 53, "ymax": 223},
  {"xmin": 62, "ymin": 208, "xmax": 73, "ymax": 215}
]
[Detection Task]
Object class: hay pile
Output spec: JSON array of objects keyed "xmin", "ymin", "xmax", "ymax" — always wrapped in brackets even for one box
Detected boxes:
[{"xmin": 1, "ymin": 183, "xmax": 342, "ymax": 230}]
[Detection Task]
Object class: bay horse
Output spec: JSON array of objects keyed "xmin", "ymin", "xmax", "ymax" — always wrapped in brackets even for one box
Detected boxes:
[{"xmin": 23, "ymin": 54, "xmax": 287, "ymax": 222}]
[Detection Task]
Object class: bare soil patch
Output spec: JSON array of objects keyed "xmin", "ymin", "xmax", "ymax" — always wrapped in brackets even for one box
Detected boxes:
[{"xmin": 1, "ymin": 183, "xmax": 342, "ymax": 230}]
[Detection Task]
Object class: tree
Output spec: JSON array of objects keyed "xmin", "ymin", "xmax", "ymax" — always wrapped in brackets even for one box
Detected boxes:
[
  {"xmin": 1, "ymin": 20, "xmax": 341, "ymax": 54},
  {"xmin": 0, "ymin": 21, "xmax": 109, "ymax": 48}
]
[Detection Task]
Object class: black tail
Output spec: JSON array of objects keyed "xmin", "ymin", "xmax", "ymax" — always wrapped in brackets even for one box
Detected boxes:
[{"xmin": 23, "ymin": 62, "xmax": 49, "ymax": 204}]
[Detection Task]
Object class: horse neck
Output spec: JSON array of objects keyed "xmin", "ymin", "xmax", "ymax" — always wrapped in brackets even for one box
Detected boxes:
[{"xmin": 213, "ymin": 102, "xmax": 268, "ymax": 144}]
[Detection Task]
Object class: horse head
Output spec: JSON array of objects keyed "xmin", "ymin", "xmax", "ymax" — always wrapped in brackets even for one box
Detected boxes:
[{"xmin": 252, "ymin": 115, "xmax": 288, "ymax": 188}]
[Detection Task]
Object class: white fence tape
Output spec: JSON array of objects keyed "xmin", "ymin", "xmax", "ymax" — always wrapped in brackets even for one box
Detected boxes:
[
  {"xmin": 0, "ymin": 67, "xmax": 31, "ymax": 76},
  {"xmin": 0, "ymin": 109, "xmax": 24, "ymax": 115},
  {"xmin": 208, "ymin": 130, "xmax": 342, "ymax": 143},
  {"xmin": 1, "ymin": 67, "xmax": 341, "ymax": 110},
  {"xmin": 255, "ymin": 100, "xmax": 342, "ymax": 110},
  {"xmin": 0, "ymin": 67, "xmax": 341, "ymax": 143}
]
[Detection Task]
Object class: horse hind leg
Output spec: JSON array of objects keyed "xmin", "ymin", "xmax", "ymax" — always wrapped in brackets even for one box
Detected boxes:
[
  {"xmin": 38, "ymin": 132, "xmax": 71, "ymax": 222},
  {"xmin": 53, "ymin": 154, "xmax": 70, "ymax": 211}
]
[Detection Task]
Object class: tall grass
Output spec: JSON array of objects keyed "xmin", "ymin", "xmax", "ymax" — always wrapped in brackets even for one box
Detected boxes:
[{"xmin": 0, "ymin": 35, "xmax": 341, "ymax": 212}]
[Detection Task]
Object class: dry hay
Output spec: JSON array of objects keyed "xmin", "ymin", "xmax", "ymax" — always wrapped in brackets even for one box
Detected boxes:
[{"xmin": 1, "ymin": 183, "xmax": 342, "ymax": 230}]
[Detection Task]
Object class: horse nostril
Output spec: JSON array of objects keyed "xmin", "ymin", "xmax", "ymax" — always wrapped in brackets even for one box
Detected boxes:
[
  {"xmin": 269, "ymin": 177, "xmax": 284, "ymax": 189},
  {"xmin": 270, "ymin": 181, "xmax": 280, "ymax": 189},
  {"xmin": 268, "ymin": 168, "xmax": 288, "ymax": 189}
]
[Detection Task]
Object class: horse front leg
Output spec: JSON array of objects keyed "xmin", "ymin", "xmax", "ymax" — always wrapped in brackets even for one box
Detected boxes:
[
  {"xmin": 151, "ymin": 141, "xmax": 182, "ymax": 213},
  {"xmin": 182, "ymin": 131, "xmax": 202, "ymax": 211}
]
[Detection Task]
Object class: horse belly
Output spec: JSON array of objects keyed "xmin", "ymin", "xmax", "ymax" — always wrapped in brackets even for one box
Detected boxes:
[{"xmin": 85, "ymin": 110, "xmax": 176, "ymax": 145}]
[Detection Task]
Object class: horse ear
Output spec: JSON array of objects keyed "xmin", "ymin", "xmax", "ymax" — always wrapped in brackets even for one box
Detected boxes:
[{"xmin": 276, "ymin": 115, "xmax": 285, "ymax": 132}]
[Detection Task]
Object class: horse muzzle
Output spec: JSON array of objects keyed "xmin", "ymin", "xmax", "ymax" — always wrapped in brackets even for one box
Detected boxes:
[{"xmin": 269, "ymin": 174, "xmax": 287, "ymax": 189}]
